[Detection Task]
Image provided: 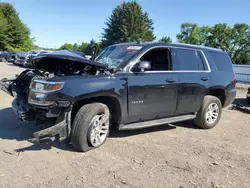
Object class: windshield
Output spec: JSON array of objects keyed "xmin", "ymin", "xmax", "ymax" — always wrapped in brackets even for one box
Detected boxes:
[{"xmin": 95, "ymin": 45, "xmax": 142, "ymax": 68}]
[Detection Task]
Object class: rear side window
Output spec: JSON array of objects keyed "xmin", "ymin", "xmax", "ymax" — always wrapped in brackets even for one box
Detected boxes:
[
  {"xmin": 171, "ymin": 48, "xmax": 206, "ymax": 71},
  {"xmin": 209, "ymin": 51, "xmax": 233, "ymax": 72}
]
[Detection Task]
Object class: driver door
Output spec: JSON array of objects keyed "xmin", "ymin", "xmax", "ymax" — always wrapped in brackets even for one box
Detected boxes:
[{"xmin": 127, "ymin": 47, "xmax": 178, "ymax": 123}]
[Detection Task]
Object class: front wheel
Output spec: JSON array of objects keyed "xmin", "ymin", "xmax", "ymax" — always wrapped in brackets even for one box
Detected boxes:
[
  {"xmin": 71, "ymin": 103, "xmax": 110, "ymax": 152},
  {"xmin": 194, "ymin": 95, "xmax": 222, "ymax": 129}
]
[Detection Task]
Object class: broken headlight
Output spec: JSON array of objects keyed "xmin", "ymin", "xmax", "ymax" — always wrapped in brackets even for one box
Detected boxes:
[
  {"xmin": 28, "ymin": 80, "xmax": 64, "ymax": 105},
  {"xmin": 29, "ymin": 80, "xmax": 64, "ymax": 92}
]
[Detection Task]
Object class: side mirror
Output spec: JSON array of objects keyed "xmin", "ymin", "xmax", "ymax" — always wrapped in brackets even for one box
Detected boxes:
[{"xmin": 139, "ymin": 60, "xmax": 151, "ymax": 71}]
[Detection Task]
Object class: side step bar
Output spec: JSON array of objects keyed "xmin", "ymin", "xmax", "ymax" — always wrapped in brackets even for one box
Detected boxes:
[{"xmin": 119, "ymin": 114, "xmax": 196, "ymax": 130}]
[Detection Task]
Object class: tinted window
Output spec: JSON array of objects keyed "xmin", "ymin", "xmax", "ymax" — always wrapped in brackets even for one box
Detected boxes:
[
  {"xmin": 209, "ymin": 51, "xmax": 233, "ymax": 72},
  {"xmin": 140, "ymin": 48, "xmax": 170, "ymax": 71},
  {"xmin": 172, "ymin": 48, "xmax": 205, "ymax": 71}
]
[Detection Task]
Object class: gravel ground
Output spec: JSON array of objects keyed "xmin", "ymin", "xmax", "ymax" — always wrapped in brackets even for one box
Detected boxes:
[{"xmin": 0, "ymin": 63, "xmax": 250, "ymax": 188}]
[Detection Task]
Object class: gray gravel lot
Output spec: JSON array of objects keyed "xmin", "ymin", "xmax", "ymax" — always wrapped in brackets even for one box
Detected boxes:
[{"xmin": 0, "ymin": 63, "xmax": 250, "ymax": 188}]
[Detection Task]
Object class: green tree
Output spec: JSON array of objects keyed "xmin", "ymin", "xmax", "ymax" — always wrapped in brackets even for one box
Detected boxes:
[
  {"xmin": 73, "ymin": 43, "xmax": 79, "ymax": 51},
  {"xmin": 0, "ymin": 5, "xmax": 8, "ymax": 50},
  {"xmin": 0, "ymin": 3, "xmax": 32, "ymax": 51},
  {"xmin": 206, "ymin": 23, "xmax": 232, "ymax": 52},
  {"xmin": 176, "ymin": 22, "xmax": 250, "ymax": 64},
  {"xmin": 78, "ymin": 42, "xmax": 89, "ymax": 54},
  {"xmin": 230, "ymin": 23, "xmax": 250, "ymax": 64},
  {"xmin": 58, "ymin": 43, "xmax": 73, "ymax": 50},
  {"xmin": 102, "ymin": 1, "xmax": 155, "ymax": 47},
  {"xmin": 77, "ymin": 39, "xmax": 102, "ymax": 55},
  {"xmin": 176, "ymin": 23, "xmax": 210, "ymax": 45},
  {"xmin": 206, "ymin": 23, "xmax": 250, "ymax": 64},
  {"xmin": 159, "ymin": 36, "xmax": 172, "ymax": 43}
]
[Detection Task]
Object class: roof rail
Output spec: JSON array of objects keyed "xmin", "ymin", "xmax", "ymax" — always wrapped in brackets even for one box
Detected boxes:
[{"xmin": 171, "ymin": 42, "xmax": 222, "ymax": 51}]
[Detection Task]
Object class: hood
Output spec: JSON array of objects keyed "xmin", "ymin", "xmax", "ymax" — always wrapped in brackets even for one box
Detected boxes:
[{"xmin": 32, "ymin": 50, "xmax": 108, "ymax": 72}]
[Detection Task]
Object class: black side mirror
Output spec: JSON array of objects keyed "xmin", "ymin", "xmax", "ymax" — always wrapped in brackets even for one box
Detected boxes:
[{"xmin": 139, "ymin": 60, "xmax": 151, "ymax": 71}]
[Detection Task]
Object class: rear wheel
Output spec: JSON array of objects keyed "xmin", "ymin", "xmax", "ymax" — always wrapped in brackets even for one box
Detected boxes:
[
  {"xmin": 194, "ymin": 95, "xmax": 222, "ymax": 129},
  {"xmin": 71, "ymin": 103, "xmax": 110, "ymax": 152}
]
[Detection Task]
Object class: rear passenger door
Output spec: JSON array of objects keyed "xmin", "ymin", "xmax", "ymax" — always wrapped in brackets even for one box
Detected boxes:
[{"xmin": 171, "ymin": 48, "xmax": 210, "ymax": 115}]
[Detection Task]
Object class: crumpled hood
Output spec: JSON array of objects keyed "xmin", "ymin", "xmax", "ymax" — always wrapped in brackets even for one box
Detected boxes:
[{"xmin": 32, "ymin": 50, "xmax": 108, "ymax": 72}]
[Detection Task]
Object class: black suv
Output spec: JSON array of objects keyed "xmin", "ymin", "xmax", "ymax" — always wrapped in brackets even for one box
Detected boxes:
[{"xmin": 0, "ymin": 43, "xmax": 236, "ymax": 152}]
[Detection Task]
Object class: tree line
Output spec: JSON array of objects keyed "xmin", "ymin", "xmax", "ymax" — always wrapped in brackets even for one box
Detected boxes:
[
  {"xmin": 0, "ymin": 3, "xmax": 33, "ymax": 51},
  {"xmin": 59, "ymin": 1, "xmax": 250, "ymax": 64},
  {"xmin": 177, "ymin": 23, "xmax": 250, "ymax": 64},
  {"xmin": 1, "ymin": 2, "xmax": 249, "ymax": 64}
]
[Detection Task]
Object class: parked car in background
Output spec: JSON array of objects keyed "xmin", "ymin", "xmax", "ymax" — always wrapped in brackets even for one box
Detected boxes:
[
  {"xmin": 26, "ymin": 51, "xmax": 50, "ymax": 68},
  {"xmin": 0, "ymin": 52, "xmax": 10, "ymax": 62},
  {"xmin": 13, "ymin": 52, "xmax": 29, "ymax": 66},
  {"xmin": 0, "ymin": 52, "xmax": 18, "ymax": 62},
  {"xmin": 8, "ymin": 52, "xmax": 17, "ymax": 63}
]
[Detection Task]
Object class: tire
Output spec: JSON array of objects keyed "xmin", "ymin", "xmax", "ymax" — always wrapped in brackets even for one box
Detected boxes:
[
  {"xmin": 71, "ymin": 103, "xmax": 110, "ymax": 152},
  {"xmin": 194, "ymin": 95, "xmax": 222, "ymax": 129}
]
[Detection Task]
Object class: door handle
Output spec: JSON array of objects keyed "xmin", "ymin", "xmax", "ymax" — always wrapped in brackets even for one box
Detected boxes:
[
  {"xmin": 201, "ymin": 77, "xmax": 209, "ymax": 81},
  {"xmin": 166, "ymin": 79, "xmax": 176, "ymax": 83}
]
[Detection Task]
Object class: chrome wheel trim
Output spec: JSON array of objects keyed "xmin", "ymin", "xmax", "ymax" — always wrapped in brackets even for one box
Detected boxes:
[
  {"xmin": 205, "ymin": 103, "xmax": 219, "ymax": 124},
  {"xmin": 88, "ymin": 114, "xmax": 109, "ymax": 147}
]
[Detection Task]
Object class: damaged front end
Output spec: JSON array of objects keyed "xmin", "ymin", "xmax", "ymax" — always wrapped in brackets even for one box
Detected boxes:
[
  {"xmin": 0, "ymin": 71, "xmax": 72, "ymax": 141},
  {"xmin": 0, "ymin": 50, "xmax": 108, "ymax": 142}
]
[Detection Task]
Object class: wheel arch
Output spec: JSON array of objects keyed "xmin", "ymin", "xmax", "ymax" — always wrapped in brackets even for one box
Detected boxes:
[
  {"xmin": 71, "ymin": 95, "xmax": 122, "ymax": 128},
  {"xmin": 205, "ymin": 86, "xmax": 226, "ymax": 106}
]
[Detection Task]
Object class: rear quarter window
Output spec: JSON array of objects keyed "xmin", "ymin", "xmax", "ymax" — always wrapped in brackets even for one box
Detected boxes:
[
  {"xmin": 209, "ymin": 51, "xmax": 233, "ymax": 72},
  {"xmin": 171, "ymin": 48, "xmax": 206, "ymax": 71}
]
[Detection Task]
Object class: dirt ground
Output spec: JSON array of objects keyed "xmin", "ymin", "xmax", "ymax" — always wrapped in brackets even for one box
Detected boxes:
[{"xmin": 0, "ymin": 63, "xmax": 250, "ymax": 188}]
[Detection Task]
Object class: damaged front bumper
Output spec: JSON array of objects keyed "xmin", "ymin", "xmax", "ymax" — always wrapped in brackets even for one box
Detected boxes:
[
  {"xmin": 11, "ymin": 98, "xmax": 73, "ymax": 141},
  {"xmin": 0, "ymin": 78, "xmax": 14, "ymax": 96},
  {"xmin": 12, "ymin": 99, "xmax": 30, "ymax": 121},
  {"xmin": 33, "ymin": 105, "xmax": 72, "ymax": 141},
  {"xmin": 1, "ymin": 79, "xmax": 72, "ymax": 142}
]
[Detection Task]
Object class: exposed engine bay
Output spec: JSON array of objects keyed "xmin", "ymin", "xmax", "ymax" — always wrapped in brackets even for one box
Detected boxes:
[
  {"xmin": 0, "ymin": 50, "xmax": 114, "ymax": 141},
  {"xmin": 33, "ymin": 58, "xmax": 107, "ymax": 77},
  {"xmin": 3, "ymin": 60, "xmax": 108, "ymax": 99},
  {"xmin": 2, "ymin": 49, "xmax": 111, "ymax": 97},
  {"xmin": 0, "ymin": 51, "xmax": 110, "ymax": 128}
]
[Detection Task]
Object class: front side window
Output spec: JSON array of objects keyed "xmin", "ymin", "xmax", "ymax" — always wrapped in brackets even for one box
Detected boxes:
[
  {"xmin": 172, "ymin": 48, "xmax": 206, "ymax": 71},
  {"xmin": 131, "ymin": 47, "xmax": 171, "ymax": 72}
]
